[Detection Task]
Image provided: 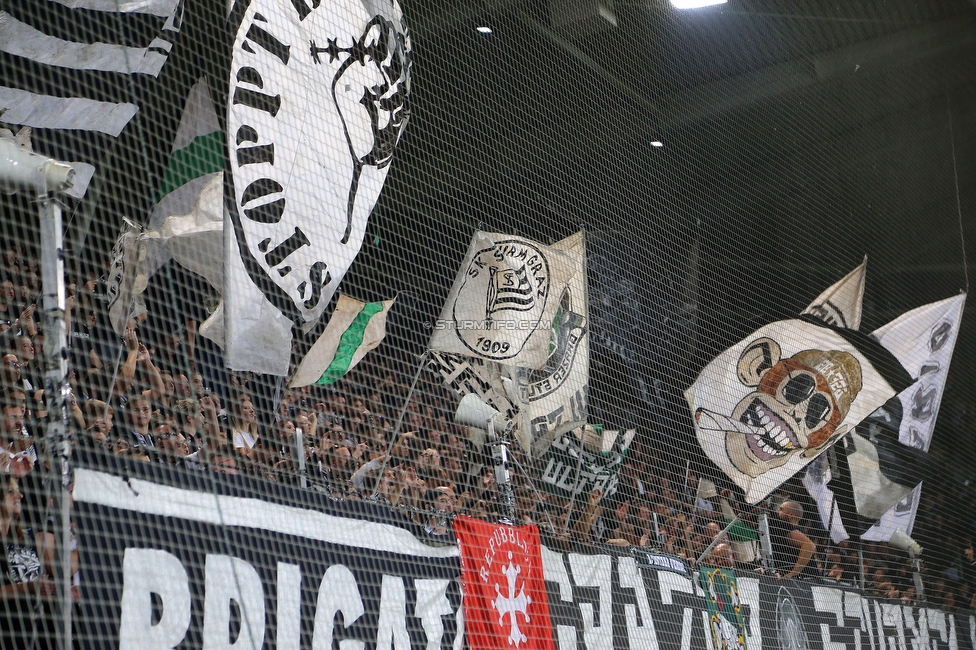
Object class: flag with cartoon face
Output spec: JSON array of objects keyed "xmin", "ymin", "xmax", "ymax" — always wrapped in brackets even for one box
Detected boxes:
[
  {"xmin": 429, "ymin": 231, "xmax": 575, "ymax": 369},
  {"xmin": 686, "ymin": 270, "xmax": 914, "ymax": 503}
]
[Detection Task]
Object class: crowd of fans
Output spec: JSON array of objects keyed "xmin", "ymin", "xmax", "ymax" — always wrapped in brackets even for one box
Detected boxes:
[{"xmin": 1, "ymin": 237, "xmax": 975, "ymax": 644}]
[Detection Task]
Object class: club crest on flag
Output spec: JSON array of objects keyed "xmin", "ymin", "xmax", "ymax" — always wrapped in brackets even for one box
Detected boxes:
[
  {"xmin": 454, "ymin": 516, "xmax": 555, "ymax": 650},
  {"xmin": 456, "ymin": 240, "xmax": 552, "ymax": 358},
  {"xmin": 699, "ymin": 566, "xmax": 747, "ymax": 650},
  {"xmin": 430, "ymin": 232, "xmax": 575, "ymax": 368}
]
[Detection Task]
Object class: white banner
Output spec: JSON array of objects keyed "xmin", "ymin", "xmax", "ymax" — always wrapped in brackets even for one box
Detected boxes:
[
  {"xmin": 516, "ymin": 231, "xmax": 589, "ymax": 456},
  {"xmin": 428, "ymin": 231, "xmax": 575, "ymax": 369},
  {"xmin": 0, "ymin": 0, "xmax": 181, "ymax": 199},
  {"xmin": 224, "ymin": 0, "xmax": 411, "ymax": 374}
]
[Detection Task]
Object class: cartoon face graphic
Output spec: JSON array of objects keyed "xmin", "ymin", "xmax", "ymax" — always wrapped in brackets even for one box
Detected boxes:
[{"xmin": 696, "ymin": 337, "xmax": 863, "ymax": 478}]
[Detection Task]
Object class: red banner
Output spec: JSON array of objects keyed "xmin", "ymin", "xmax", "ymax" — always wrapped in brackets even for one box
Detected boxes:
[{"xmin": 453, "ymin": 515, "xmax": 556, "ymax": 650}]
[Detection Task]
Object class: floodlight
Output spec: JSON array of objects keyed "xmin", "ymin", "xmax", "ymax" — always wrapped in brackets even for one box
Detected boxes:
[
  {"xmin": 671, "ymin": 0, "xmax": 726, "ymax": 8},
  {"xmin": 0, "ymin": 138, "xmax": 75, "ymax": 194},
  {"xmin": 455, "ymin": 394, "xmax": 508, "ymax": 432}
]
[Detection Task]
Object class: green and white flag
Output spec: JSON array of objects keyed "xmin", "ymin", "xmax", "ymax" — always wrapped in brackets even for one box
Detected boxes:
[
  {"xmin": 538, "ymin": 424, "xmax": 635, "ymax": 499},
  {"xmin": 699, "ymin": 566, "xmax": 748, "ymax": 650},
  {"xmin": 144, "ymin": 76, "xmax": 224, "ymax": 289},
  {"xmin": 291, "ymin": 294, "xmax": 396, "ymax": 388}
]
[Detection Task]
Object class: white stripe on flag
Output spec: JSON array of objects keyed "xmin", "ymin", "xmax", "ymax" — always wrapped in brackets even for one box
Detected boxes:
[
  {"xmin": 0, "ymin": 12, "xmax": 168, "ymax": 76},
  {"xmin": 74, "ymin": 468, "xmax": 459, "ymax": 558},
  {"xmin": 290, "ymin": 294, "xmax": 394, "ymax": 388},
  {"xmin": 50, "ymin": 0, "xmax": 182, "ymax": 17},
  {"xmin": 63, "ymin": 162, "xmax": 96, "ymax": 199},
  {"xmin": 0, "ymin": 86, "xmax": 138, "ymax": 137}
]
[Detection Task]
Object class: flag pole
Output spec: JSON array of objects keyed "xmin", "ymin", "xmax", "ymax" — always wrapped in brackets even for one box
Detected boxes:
[
  {"xmin": 561, "ymin": 229, "xmax": 590, "ymax": 535},
  {"xmin": 561, "ymin": 425, "xmax": 588, "ymax": 535},
  {"xmin": 370, "ymin": 350, "xmax": 429, "ymax": 499},
  {"xmin": 511, "ymin": 454, "xmax": 555, "ymax": 531}
]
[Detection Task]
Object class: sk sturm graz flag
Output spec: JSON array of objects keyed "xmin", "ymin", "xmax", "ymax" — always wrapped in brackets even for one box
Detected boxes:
[
  {"xmin": 0, "ymin": 0, "xmax": 183, "ymax": 199},
  {"xmin": 454, "ymin": 515, "xmax": 555, "ymax": 650},
  {"xmin": 224, "ymin": 0, "xmax": 411, "ymax": 375},
  {"xmin": 699, "ymin": 566, "xmax": 747, "ymax": 650},
  {"xmin": 686, "ymin": 268, "xmax": 914, "ymax": 503},
  {"xmin": 429, "ymin": 232, "xmax": 575, "ymax": 369},
  {"xmin": 516, "ymin": 231, "xmax": 589, "ymax": 456}
]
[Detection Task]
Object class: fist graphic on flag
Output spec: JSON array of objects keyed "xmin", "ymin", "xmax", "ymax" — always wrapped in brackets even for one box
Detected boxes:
[{"xmin": 454, "ymin": 516, "xmax": 555, "ymax": 650}]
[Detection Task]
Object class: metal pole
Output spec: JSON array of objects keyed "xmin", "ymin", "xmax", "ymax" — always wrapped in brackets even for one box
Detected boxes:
[
  {"xmin": 295, "ymin": 426, "xmax": 307, "ymax": 489},
  {"xmin": 561, "ymin": 427, "xmax": 588, "ymax": 535},
  {"xmin": 370, "ymin": 351, "xmax": 428, "ymax": 499},
  {"xmin": 682, "ymin": 459, "xmax": 692, "ymax": 505},
  {"xmin": 38, "ymin": 186, "xmax": 72, "ymax": 650},
  {"xmin": 510, "ymin": 454, "xmax": 555, "ymax": 532},
  {"xmin": 858, "ymin": 546, "xmax": 866, "ymax": 592},
  {"xmin": 487, "ymin": 419, "xmax": 516, "ymax": 524},
  {"xmin": 758, "ymin": 513, "xmax": 774, "ymax": 574},
  {"xmin": 696, "ymin": 516, "xmax": 739, "ymax": 566},
  {"xmin": 910, "ymin": 549, "xmax": 925, "ymax": 602}
]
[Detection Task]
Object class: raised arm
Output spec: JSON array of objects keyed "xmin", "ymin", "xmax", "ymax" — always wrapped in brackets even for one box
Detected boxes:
[
  {"xmin": 141, "ymin": 344, "xmax": 165, "ymax": 404},
  {"xmin": 115, "ymin": 325, "xmax": 139, "ymax": 394}
]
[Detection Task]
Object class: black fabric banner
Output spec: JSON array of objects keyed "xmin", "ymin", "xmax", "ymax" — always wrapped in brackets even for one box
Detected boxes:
[
  {"xmin": 541, "ymin": 537, "xmax": 976, "ymax": 650},
  {"xmin": 72, "ymin": 455, "xmax": 462, "ymax": 650},
  {"xmin": 71, "ymin": 455, "xmax": 975, "ymax": 650}
]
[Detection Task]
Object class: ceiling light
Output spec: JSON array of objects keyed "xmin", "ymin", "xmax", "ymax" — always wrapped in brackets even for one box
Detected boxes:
[
  {"xmin": 476, "ymin": 26, "xmax": 493, "ymax": 34},
  {"xmin": 651, "ymin": 141, "xmax": 664, "ymax": 147},
  {"xmin": 670, "ymin": 0, "xmax": 727, "ymax": 8}
]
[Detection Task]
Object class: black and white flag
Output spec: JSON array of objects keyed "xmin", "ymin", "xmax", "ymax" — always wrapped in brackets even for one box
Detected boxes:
[
  {"xmin": 429, "ymin": 231, "xmax": 575, "ymax": 369},
  {"xmin": 516, "ymin": 231, "xmax": 589, "ymax": 456},
  {"xmin": 803, "ymin": 259, "xmax": 866, "ymax": 330},
  {"xmin": 224, "ymin": 0, "xmax": 412, "ymax": 375},
  {"xmin": 802, "ymin": 291, "xmax": 964, "ymax": 540},
  {"xmin": 861, "ymin": 293, "xmax": 965, "ymax": 541},
  {"xmin": 427, "ymin": 351, "xmax": 517, "ymax": 420},
  {"xmin": 0, "ymin": 0, "xmax": 183, "ymax": 199},
  {"xmin": 105, "ymin": 217, "xmax": 148, "ymax": 335}
]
